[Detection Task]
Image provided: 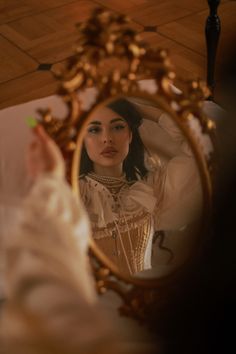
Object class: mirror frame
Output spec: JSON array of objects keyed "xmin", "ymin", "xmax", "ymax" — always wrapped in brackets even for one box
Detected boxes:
[
  {"xmin": 36, "ymin": 8, "xmax": 217, "ymax": 325},
  {"xmin": 72, "ymin": 91, "xmax": 212, "ymax": 279}
]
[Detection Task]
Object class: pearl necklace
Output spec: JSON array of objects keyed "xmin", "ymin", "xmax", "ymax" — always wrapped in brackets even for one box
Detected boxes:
[{"xmin": 88, "ymin": 172, "xmax": 127, "ymax": 195}]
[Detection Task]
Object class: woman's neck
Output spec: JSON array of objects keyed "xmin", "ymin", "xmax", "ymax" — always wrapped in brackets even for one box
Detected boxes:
[{"xmin": 93, "ymin": 164, "xmax": 123, "ymax": 177}]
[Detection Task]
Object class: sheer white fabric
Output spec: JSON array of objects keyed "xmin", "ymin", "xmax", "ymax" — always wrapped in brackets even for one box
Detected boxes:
[{"xmin": 0, "ymin": 174, "xmax": 116, "ymax": 354}]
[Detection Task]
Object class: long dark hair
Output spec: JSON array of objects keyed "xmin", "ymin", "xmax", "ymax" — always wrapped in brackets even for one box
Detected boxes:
[{"xmin": 80, "ymin": 98, "xmax": 148, "ymax": 181}]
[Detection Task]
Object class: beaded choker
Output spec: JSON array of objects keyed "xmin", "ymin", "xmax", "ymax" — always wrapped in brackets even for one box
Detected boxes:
[{"xmin": 87, "ymin": 172, "xmax": 127, "ymax": 194}]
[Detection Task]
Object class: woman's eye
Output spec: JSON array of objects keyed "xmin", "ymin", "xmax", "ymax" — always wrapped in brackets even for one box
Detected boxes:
[
  {"xmin": 112, "ymin": 124, "xmax": 125, "ymax": 131},
  {"xmin": 87, "ymin": 126, "xmax": 101, "ymax": 134}
]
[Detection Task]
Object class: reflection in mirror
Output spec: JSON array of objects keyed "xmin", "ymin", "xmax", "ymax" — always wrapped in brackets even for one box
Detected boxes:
[{"xmin": 78, "ymin": 97, "xmax": 203, "ymax": 278}]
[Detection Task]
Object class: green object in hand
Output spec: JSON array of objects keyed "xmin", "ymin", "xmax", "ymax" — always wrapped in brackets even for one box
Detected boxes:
[{"xmin": 26, "ymin": 116, "xmax": 38, "ymax": 128}]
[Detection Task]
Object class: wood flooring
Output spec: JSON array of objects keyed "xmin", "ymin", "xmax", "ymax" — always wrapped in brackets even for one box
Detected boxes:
[{"xmin": 0, "ymin": 0, "xmax": 235, "ymax": 109}]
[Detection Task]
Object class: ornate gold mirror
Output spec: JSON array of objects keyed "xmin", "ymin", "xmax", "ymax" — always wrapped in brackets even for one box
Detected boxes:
[
  {"xmin": 37, "ymin": 8, "xmax": 216, "ymax": 323},
  {"xmin": 73, "ymin": 94, "xmax": 207, "ymax": 279}
]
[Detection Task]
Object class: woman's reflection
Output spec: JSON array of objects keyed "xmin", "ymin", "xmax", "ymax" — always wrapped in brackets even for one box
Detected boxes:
[{"xmin": 79, "ymin": 98, "xmax": 202, "ymax": 276}]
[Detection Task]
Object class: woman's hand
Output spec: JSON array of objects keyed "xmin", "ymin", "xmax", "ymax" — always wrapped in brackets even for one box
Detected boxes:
[{"xmin": 27, "ymin": 125, "xmax": 65, "ymax": 181}]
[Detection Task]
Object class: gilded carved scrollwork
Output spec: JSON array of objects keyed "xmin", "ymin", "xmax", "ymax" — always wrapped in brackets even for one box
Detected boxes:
[{"xmin": 35, "ymin": 8, "xmax": 216, "ymax": 325}]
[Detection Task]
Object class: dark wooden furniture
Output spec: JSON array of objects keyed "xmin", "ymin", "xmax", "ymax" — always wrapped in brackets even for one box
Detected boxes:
[{"xmin": 205, "ymin": 0, "xmax": 221, "ymax": 98}]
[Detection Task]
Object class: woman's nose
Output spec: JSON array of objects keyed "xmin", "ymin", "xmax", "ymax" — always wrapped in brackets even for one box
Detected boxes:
[{"xmin": 102, "ymin": 130, "xmax": 112, "ymax": 143}]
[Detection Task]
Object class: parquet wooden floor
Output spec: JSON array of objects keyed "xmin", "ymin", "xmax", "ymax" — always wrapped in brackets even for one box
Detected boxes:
[{"xmin": 0, "ymin": 0, "xmax": 235, "ymax": 109}]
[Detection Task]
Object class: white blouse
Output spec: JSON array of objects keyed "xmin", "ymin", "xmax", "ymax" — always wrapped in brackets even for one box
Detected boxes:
[{"xmin": 79, "ymin": 114, "xmax": 202, "ymax": 275}]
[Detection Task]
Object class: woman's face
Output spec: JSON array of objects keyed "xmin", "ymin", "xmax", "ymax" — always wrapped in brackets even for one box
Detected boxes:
[{"xmin": 84, "ymin": 105, "xmax": 132, "ymax": 171}]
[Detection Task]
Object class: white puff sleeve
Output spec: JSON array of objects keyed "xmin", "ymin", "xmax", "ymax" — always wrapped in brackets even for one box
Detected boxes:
[
  {"xmin": 146, "ymin": 113, "xmax": 203, "ymax": 231},
  {"xmin": 0, "ymin": 174, "xmax": 117, "ymax": 354}
]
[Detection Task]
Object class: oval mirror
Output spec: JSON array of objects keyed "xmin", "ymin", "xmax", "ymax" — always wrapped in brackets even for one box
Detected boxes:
[
  {"xmin": 36, "ymin": 8, "xmax": 215, "ymax": 323},
  {"xmin": 72, "ymin": 94, "xmax": 211, "ymax": 281}
]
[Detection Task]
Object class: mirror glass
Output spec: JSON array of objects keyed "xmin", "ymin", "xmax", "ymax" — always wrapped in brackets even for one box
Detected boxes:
[{"xmin": 76, "ymin": 96, "xmax": 203, "ymax": 279}]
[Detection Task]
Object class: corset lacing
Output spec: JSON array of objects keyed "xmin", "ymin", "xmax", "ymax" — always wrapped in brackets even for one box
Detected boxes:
[{"xmin": 88, "ymin": 172, "xmax": 137, "ymax": 274}]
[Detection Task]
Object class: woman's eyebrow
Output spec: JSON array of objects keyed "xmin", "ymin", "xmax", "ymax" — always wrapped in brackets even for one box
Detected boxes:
[
  {"xmin": 110, "ymin": 118, "xmax": 126, "ymax": 124},
  {"xmin": 88, "ymin": 118, "xmax": 126, "ymax": 125},
  {"xmin": 88, "ymin": 120, "xmax": 101, "ymax": 125}
]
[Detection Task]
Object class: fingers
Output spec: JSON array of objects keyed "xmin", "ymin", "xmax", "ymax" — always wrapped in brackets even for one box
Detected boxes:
[
  {"xmin": 28, "ymin": 124, "xmax": 65, "ymax": 179},
  {"xmin": 33, "ymin": 126, "xmax": 60, "ymax": 161},
  {"xmin": 33, "ymin": 124, "xmax": 49, "ymax": 144},
  {"xmin": 32, "ymin": 125, "xmax": 56, "ymax": 162}
]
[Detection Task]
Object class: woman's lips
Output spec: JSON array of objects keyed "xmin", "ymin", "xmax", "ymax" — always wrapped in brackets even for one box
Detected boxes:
[{"xmin": 101, "ymin": 147, "xmax": 117, "ymax": 157}]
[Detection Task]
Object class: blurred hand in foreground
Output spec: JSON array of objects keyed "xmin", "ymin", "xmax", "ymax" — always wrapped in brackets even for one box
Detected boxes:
[{"xmin": 27, "ymin": 125, "xmax": 65, "ymax": 181}]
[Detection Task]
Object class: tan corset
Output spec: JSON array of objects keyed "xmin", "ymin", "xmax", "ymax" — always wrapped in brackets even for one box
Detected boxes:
[
  {"xmin": 93, "ymin": 211, "xmax": 153, "ymax": 275},
  {"xmin": 80, "ymin": 173, "xmax": 155, "ymax": 275}
]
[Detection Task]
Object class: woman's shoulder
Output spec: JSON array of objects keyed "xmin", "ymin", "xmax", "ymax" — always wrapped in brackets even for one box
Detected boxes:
[
  {"xmin": 79, "ymin": 175, "xmax": 105, "ymax": 193},
  {"xmin": 78, "ymin": 175, "xmax": 90, "ymax": 195},
  {"xmin": 79, "ymin": 174, "xmax": 87, "ymax": 182}
]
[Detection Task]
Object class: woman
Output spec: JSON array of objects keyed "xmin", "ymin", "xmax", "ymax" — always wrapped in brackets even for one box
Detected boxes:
[{"xmin": 79, "ymin": 98, "xmax": 202, "ymax": 276}]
